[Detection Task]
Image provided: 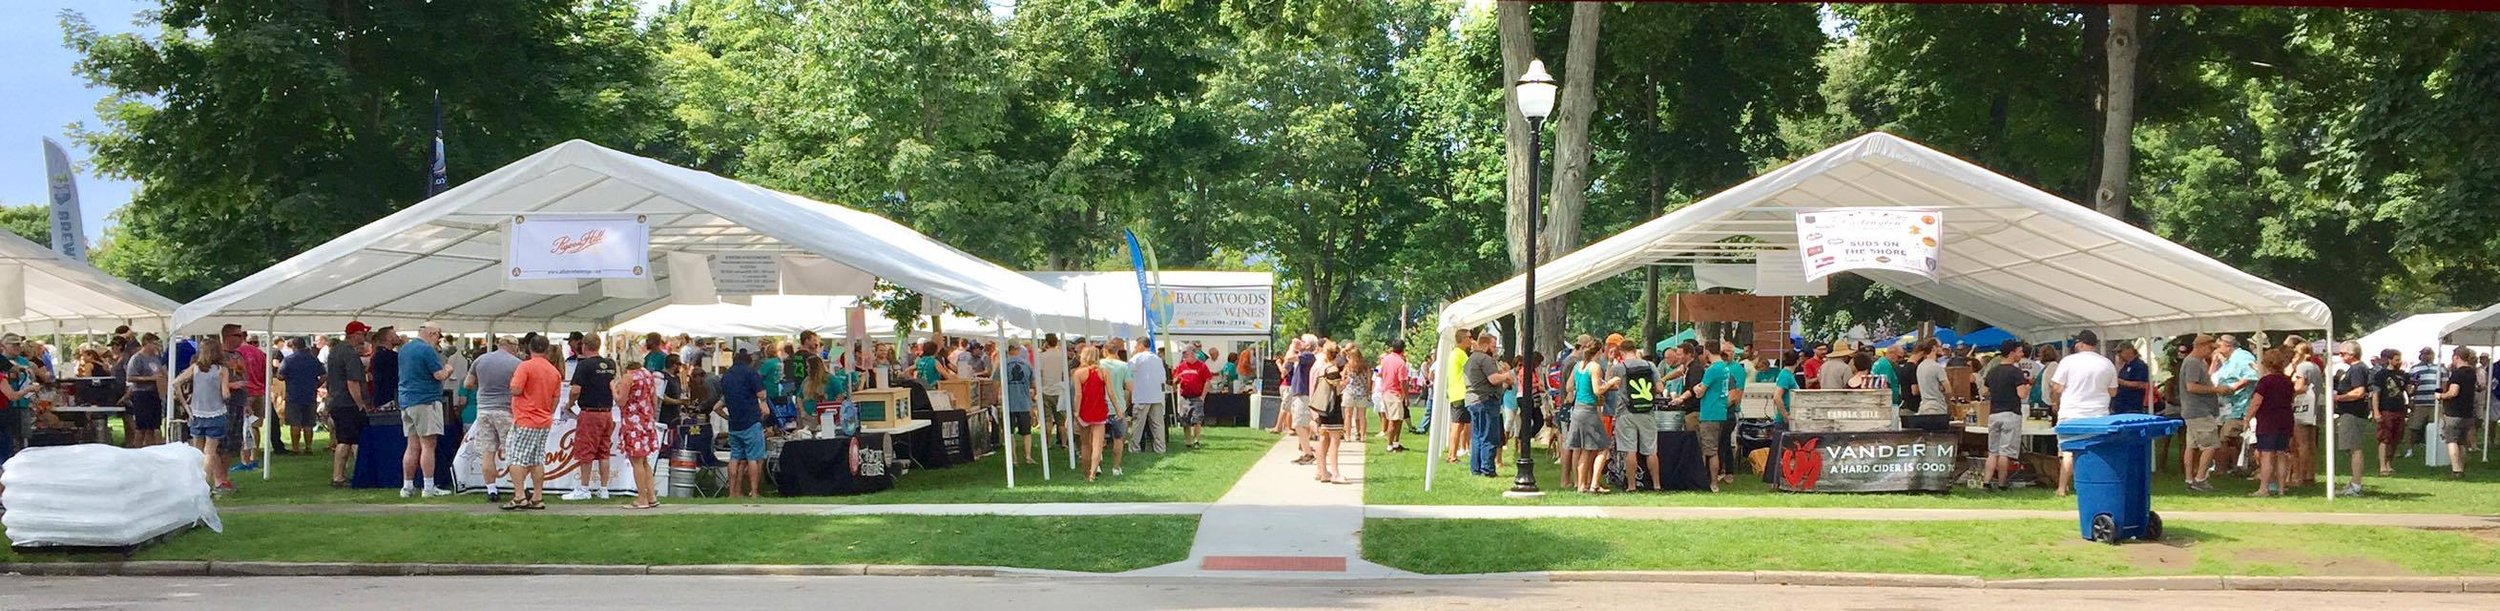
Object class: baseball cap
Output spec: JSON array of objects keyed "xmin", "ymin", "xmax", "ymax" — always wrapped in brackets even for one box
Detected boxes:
[
  {"xmin": 2072, "ymin": 330, "xmax": 2099, "ymax": 347},
  {"xmin": 344, "ymin": 321, "xmax": 371, "ymax": 335},
  {"xmin": 1604, "ymin": 333, "xmax": 1626, "ymax": 348}
]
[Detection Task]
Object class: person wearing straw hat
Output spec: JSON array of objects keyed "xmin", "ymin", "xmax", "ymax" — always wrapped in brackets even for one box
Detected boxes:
[{"xmin": 1816, "ymin": 343, "xmax": 1857, "ymax": 391}]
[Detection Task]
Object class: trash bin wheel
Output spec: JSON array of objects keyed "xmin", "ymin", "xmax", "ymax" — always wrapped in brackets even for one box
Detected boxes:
[
  {"xmin": 2143, "ymin": 511, "xmax": 2164, "ymax": 542},
  {"xmin": 2089, "ymin": 513, "xmax": 2119, "ymax": 546}
]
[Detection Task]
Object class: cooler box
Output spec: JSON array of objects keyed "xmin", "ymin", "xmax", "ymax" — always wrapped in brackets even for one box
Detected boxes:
[{"xmin": 2056, "ymin": 413, "xmax": 2182, "ymax": 544}]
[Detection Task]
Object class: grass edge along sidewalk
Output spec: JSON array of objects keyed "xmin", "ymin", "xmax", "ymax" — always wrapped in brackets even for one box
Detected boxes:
[
  {"xmin": 1364, "ymin": 438, "xmax": 2500, "ymax": 514},
  {"xmin": 3, "ymin": 513, "xmax": 1197, "ymax": 574},
  {"xmin": 1363, "ymin": 517, "xmax": 2500, "ymax": 579}
]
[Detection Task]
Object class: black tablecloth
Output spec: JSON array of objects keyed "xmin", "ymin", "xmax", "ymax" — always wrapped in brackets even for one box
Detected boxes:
[
  {"xmin": 776, "ymin": 438, "xmax": 853, "ymax": 496},
  {"xmin": 1202, "ymin": 393, "xmax": 1251, "ymax": 427},
  {"xmin": 1609, "ymin": 430, "xmax": 1711, "ymax": 492},
  {"xmin": 907, "ymin": 409, "xmax": 971, "ymax": 468}
]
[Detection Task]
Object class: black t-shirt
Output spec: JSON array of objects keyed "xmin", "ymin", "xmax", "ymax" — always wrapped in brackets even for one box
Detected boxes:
[
  {"xmin": 2372, "ymin": 367, "xmax": 2412, "ymax": 413},
  {"xmin": 571, "ymin": 356, "xmax": 617, "ymax": 410},
  {"xmin": 2333, "ymin": 364, "xmax": 2373, "ymax": 417},
  {"xmin": 2443, "ymin": 366, "xmax": 2479, "ymax": 418},
  {"xmin": 1984, "ymin": 362, "xmax": 2026, "ymax": 414}
]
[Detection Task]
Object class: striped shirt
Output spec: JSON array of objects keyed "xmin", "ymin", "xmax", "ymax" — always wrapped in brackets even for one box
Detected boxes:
[{"xmin": 2411, "ymin": 363, "xmax": 2443, "ymax": 407}]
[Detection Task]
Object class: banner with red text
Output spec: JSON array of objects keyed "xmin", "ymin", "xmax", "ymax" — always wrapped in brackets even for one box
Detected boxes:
[
  {"xmin": 506, "ymin": 213, "xmax": 650, "ymax": 280},
  {"xmin": 1795, "ymin": 208, "xmax": 1941, "ymax": 281}
]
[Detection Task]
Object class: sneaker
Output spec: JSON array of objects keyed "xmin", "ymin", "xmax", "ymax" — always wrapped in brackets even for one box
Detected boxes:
[
  {"xmin": 596, "ymin": 488, "xmax": 612, "ymax": 500},
  {"xmin": 487, "ymin": 489, "xmax": 504, "ymax": 504},
  {"xmin": 422, "ymin": 487, "xmax": 452, "ymax": 498},
  {"xmin": 2404, "ymin": 449, "xmax": 2415, "ymax": 458},
  {"xmin": 1112, "ymin": 468, "xmax": 1125, "ymax": 477},
  {"xmin": 400, "ymin": 486, "xmax": 416, "ymax": 499},
  {"xmin": 2186, "ymin": 480, "xmax": 2215, "ymax": 493},
  {"xmin": 561, "ymin": 489, "xmax": 593, "ymax": 501},
  {"xmin": 2342, "ymin": 483, "xmax": 2364, "ymax": 496},
  {"xmin": 228, "ymin": 463, "xmax": 258, "ymax": 473}
]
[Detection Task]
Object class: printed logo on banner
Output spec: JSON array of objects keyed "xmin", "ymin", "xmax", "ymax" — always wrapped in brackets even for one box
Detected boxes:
[
  {"xmin": 1774, "ymin": 431, "xmax": 1959, "ymax": 493},
  {"xmin": 1794, "ymin": 208, "xmax": 1943, "ymax": 282},
  {"xmin": 1163, "ymin": 287, "xmax": 1274, "ymax": 335},
  {"xmin": 506, "ymin": 214, "xmax": 651, "ymax": 280}
]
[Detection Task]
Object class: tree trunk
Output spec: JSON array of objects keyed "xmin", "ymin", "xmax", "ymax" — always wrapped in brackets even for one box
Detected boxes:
[
  {"xmin": 1532, "ymin": 2, "xmax": 1603, "ymax": 358},
  {"xmin": 1497, "ymin": 2, "xmax": 1535, "ymax": 274},
  {"xmin": 2094, "ymin": 5, "xmax": 2142, "ymax": 220}
]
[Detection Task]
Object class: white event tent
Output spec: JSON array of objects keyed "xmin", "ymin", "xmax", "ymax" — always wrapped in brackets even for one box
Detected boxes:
[
  {"xmin": 1425, "ymin": 132, "xmax": 2335, "ymax": 492},
  {"xmin": 2357, "ymin": 311, "xmax": 2475, "ymax": 361},
  {"xmin": 1022, "ymin": 270, "xmax": 1275, "ymax": 342},
  {"xmin": 0, "ymin": 230, "xmax": 181, "ymax": 335},
  {"xmin": 174, "ymin": 139, "xmax": 1106, "ymax": 486},
  {"xmin": 2438, "ymin": 305, "xmax": 2500, "ymax": 347}
]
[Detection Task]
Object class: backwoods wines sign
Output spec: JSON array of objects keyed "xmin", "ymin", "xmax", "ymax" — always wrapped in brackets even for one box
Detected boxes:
[{"xmin": 1771, "ymin": 431, "xmax": 1960, "ymax": 493}]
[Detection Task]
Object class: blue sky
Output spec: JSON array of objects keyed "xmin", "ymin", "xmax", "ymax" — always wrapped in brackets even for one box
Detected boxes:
[{"xmin": 1, "ymin": 0, "xmax": 148, "ymax": 243}]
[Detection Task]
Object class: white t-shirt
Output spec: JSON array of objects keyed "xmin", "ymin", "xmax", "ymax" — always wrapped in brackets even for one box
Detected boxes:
[
  {"xmin": 1036, "ymin": 347, "xmax": 1068, "ymax": 396},
  {"xmin": 1129, "ymin": 351, "xmax": 1167, "ymax": 405},
  {"xmin": 2051, "ymin": 350, "xmax": 2119, "ymax": 419}
]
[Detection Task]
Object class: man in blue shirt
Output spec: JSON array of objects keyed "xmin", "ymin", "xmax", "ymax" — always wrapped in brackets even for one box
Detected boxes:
[
  {"xmin": 278, "ymin": 338, "xmax": 325, "ymax": 460},
  {"xmin": 715, "ymin": 350, "xmax": 769, "ymax": 499},
  {"xmin": 2212, "ymin": 336, "xmax": 2259, "ymax": 475},
  {"xmin": 2112, "ymin": 343, "xmax": 2152, "ymax": 415},
  {"xmin": 396, "ymin": 323, "xmax": 452, "ymax": 497}
]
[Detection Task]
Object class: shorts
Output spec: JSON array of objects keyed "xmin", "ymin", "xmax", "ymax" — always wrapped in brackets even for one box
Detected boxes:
[
  {"xmin": 2253, "ymin": 432, "xmax": 2290, "ymax": 452},
  {"xmin": 2376, "ymin": 411, "xmax": 2408, "ymax": 445},
  {"xmin": 727, "ymin": 423, "xmax": 767, "ymax": 461},
  {"xmin": 189, "ymin": 414, "xmax": 229, "ymax": 440},
  {"xmin": 1696, "ymin": 420, "xmax": 1726, "ymax": 461},
  {"xmin": 401, "ymin": 401, "xmax": 445, "ymax": 438},
  {"xmin": 505, "ymin": 427, "xmax": 550, "ymax": 466},
  {"xmin": 1105, "ymin": 417, "xmax": 1128, "ymax": 441},
  {"xmin": 1614, "ymin": 409, "xmax": 1659, "ymax": 454},
  {"xmin": 572, "ymin": 410, "xmax": 615, "ymax": 461},
  {"xmin": 1177, "ymin": 396, "xmax": 1205, "ymax": 427},
  {"xmin": 471, "ymin": 411, "xmax": 514, "ymax": 455},
  {"xmin": 2441, "ymin": 416, "xmax": 2476, "ymax": 446},
  {"xmin": 1010, "ymin": 411, "xmax": 1034, "ymax": 435},
  {"xmin": 2183, "ymin": 417, "xmax": 2221, "ymax": 449},
  {"xmin": 285, "ymin": 398, "xmax": 318, "ymax": 427},
  {"xmin": 2333, "ymin": 414, "xmax": 2371, "ymax": 453},
  {"xmin": 1449, "ymin": 400, "xmax": 1471, "ymax": 424},
  {"xmin": 1382, "ymin": 396, "xmax": 1407, "ymax": 421},
  {"xmin": 2220, "ymin": 418, "xmax": 2248, "ymax": 440},
  {"xmin": 328, "ymin": 406, "xmax": 367, "ymax": 444},
  {"xmin": 1986, "ymin": 411, "xmax": 2023, "ymax": 458},
  {"xmin": 129, "ymin": 392, "xmax": 165, "ymax": 431}
]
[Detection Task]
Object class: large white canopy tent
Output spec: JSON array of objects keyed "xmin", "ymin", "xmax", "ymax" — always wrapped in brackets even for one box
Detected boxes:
[
  {"xmin": 2438, "ymin": 305, "xmax": 2500, "ymax": 346},
  {"xmin": 1425, "ymin": 132, "xmax": 2335, "ymax": 492},
  {"xmin": 171, "ymin": 140, "xmax": 1097, "ymax": 336},
  {"xmin": 0, "ymin": 230, "xmax": 181, "ymax": 335},
  {"xmin": 173, "ymin": 139, "xmax": 1107, "ymax": 486},
  {"xmin": 2359, "ymin": 311, "xmax": 2476, "ymax": 361}
]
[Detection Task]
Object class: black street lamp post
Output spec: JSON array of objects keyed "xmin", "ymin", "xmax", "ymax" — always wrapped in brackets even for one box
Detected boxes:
[{"xmin": 1509, "ymin": 59, "xmax": 1557, "ymax": 498}]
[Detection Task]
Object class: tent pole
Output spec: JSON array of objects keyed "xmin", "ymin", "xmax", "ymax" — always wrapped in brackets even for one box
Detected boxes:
[
  {"xmin": 2326, "ymin": 320, "xmax": 2336, "ymax": 501},
  {"xmin": 997, "ymin": 322, "xmax": 1013, "ymax": 489},
  {"xmin": 1032, "ymin": 324, "xmax": 1050, "ymax": 481},
  {"xmin": 261, "ymin": 320, "xmax": 275, "ymax": 481}
]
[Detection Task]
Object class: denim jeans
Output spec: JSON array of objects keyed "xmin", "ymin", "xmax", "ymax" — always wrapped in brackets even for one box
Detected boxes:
[{"xmin": 1468, "ymin": 399, "xmax": 1504, "ymax": 476}]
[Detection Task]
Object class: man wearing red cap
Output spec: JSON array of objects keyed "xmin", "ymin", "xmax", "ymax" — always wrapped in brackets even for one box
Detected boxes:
[{"xmin": 325, "ymin": 322, "xmax": 374, "ymax": 487}]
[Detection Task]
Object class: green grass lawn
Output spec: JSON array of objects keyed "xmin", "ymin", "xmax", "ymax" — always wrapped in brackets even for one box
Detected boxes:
[
  {"xmin": 1367, "ymin": 438, "xmax": 2500, "ymax": 514},
  {"xmin": 1365, "ymin": 517, "xmax": 2500, "ymax": 578},
  {"xmin": 5, "ymin": 513, "xmax": 1195, "ymax": 573},
  {"xmin": 217, "ymin": 426, "xmax": 1268, "ymax": 506}
]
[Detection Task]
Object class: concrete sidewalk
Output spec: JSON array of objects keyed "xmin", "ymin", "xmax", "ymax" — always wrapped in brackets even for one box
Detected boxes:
[
  {"xmin": 1366, "ymin": 505, "xmax": 2500, "ymax": 529},
  {"xmin": 1127, "ymin": 436, "xmax": 1405, "ymax": 579},
  {"xmin": 222, "ymin": 502, "xmax": 1207, "ymax": 517}
]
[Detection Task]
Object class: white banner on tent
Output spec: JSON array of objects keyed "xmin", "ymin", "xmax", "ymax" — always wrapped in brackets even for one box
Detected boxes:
[
  {"xmin": 453, "ymin": 416, "xmax": 655, "ymax": 492},
  {"xmin": 710, "ymin": 252, "xmax": 780, "ymax": 295},
  {"xmin": 779, "ymin": 254, "xmax": 878, "ymax": 297},
  {"xmin": 506, "ymin": 213, "xmax": 650, "ymax": 280},
  {"xmin": 0, "ymin": 263, "xmax": 22, "ymax": 318},
  {"xmin": 1162, "ymin": 287, "xmax": 1273, "ymax": 336},
  {"xmin": 1796, "ymin": 208, "xmax": 1941, "ymax": 281},
  {"xmin": 1752, "ymin": 251, "xmax": 1829, "ymax": 296},
  {"xmin": 1693, "ymin": 264, "xmax": 1754, "ymax": 291}
]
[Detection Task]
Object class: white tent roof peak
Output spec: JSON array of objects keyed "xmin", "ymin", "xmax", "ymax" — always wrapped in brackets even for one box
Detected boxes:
[
  {"xmin": 0, "ymin": 230, "xmax": 182, "ymax": 334},
  {"xmin": 2441, "ymin": 304, "xmax": 2500, "ymax": 346},
  {"xmin": 1437, "ymin": 131, "xmax": 2331, "ymax": 342},
  {"xmin": 174, "ymin": 140, "xmax": 1093, "ymax": 335}
]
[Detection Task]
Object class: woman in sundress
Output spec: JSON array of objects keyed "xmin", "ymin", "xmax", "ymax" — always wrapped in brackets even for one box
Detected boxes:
[{"xmin": 617, "ymin": 361, "xmax": 664, "ymax": 509}]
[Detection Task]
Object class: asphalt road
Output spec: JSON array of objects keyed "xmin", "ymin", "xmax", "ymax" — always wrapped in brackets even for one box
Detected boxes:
[{"xmin": 3, "ymin": 575, "xmax": 2491, "ymax": 610}]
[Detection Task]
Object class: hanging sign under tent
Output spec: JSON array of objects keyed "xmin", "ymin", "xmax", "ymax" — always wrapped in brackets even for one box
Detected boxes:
[
  {"xmin": 1795, "ymin": 208, "xmax": 1943, "ymax": 281},
  {"xmin": 505, "ymin": 213, "xmax": 651, "ymax": 280}
]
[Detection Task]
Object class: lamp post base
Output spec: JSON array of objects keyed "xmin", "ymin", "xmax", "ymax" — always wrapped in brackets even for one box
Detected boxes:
[{"xmin": 1502, "ymin": 488, "xmax": 1546, "ymax": 499}]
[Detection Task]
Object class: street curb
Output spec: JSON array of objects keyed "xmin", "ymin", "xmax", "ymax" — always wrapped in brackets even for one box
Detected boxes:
[
  {"xmin": 863, "ymin": 565, "xmax": 996, "ymax": 577},
  {"xmin": 1754, "ymin": 570, "xmax": 1986, "ymax": 589},
  {"xmin": 1549, "ymin": 570, "xmax": 1752, "ymax": 584},
  {"xmin": 646, "ymin": 564, "xmax": 867, "ymax": 576},
  {"xmin": 2221, "ymin": 576, "xmax": 2469, "ymax": 593},
  {"xmin": 1986, "ymin": 576, "xmax": 2225, "ymax": 591}
]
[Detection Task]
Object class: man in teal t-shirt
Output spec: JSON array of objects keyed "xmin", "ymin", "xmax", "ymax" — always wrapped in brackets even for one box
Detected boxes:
[
  {"xmin": 1695, "ymin": 343, "xmax": 1742, "ymax": 492},
  {"xmin": 1871, "ymin": 346, "xmax": 1900, "ymax": 407}
]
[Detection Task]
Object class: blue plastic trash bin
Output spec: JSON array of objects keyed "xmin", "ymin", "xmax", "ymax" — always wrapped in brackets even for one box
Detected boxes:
[{"xmin": 2055, "ymin": 413, "xmax": 2182, "ymax": 544}]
